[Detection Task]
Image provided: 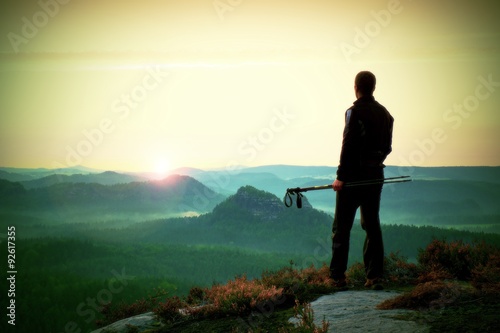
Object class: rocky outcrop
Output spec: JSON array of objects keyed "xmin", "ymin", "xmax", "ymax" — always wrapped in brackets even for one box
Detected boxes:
[
  {"xmin": 232, "ymin": 186, "xmax": 286, "ymax": 220},
  {"xmin": 92, "ymin": 290, "xmax": 430, "ymax": 333},
  {"xmin": 212, "ymin": 185, "xmax": 313, "ymax": 223},
  {"xmin": 291, "ymin": 290, "xmax": 429, "ymax": 333},
  {"xmin": 90, "ymin": 312, "xmax": 162, "ymax": 333}
]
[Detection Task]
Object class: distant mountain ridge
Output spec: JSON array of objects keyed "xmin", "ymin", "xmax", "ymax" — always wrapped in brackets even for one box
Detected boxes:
[
  {"xmin": 169, "ymin": 165, "xmax": 500, "ymax": 194},
  {"xmin": 0, "ymin": 165, "xmax": 100, "ymax": 179},
  {"xmin": 1, "ymin": 165, "xmax": 499, "ymax": 231},
  {"xmin": 0, "ymin": 175, "xmax": 225, "ymax": 222},
  {"xmin": 2, "ymin": 164, "xmax": 499, "ymax": 185},
  {"xmin": 20, "ymin": 171, "xmax": 146, "ymax": 189},
  {"xmin": 170, "ymin": 165, "xmax": 500, "ymax": 221},
  {"xmin": 0, "ymin": 170, "xmax": 35, "ymax": 182}
]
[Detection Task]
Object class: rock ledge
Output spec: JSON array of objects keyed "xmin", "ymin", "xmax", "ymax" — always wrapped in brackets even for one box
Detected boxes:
[
  {"xmin": 291, "ymin": 290, "xmax": 429, "ymax": 333},
  {"xmin": 90, "ymin": 312, "xmax": 162, "ymax": 333}
]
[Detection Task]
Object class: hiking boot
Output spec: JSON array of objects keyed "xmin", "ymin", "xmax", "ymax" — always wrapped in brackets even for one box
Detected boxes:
[
  {"xmin": 364, "ymin": 278, "xmax": 383, "ymax": 290},
  {"xmin": 331, "ymin": 278, "xmax": 348, "ymax": 291}
]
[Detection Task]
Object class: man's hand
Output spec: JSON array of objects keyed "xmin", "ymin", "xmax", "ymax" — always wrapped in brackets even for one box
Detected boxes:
[{"xmin": 333, "ymin": 179, "xmax": 344, "ymax": 191}]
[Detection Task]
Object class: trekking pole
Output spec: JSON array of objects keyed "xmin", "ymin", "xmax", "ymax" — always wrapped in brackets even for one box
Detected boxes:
[{"xmin": 283, "ymin": 176, "xmax": 411, "ymax": 208}]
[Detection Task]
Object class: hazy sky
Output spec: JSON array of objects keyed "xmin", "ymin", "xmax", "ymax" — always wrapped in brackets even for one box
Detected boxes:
[{"xmin": 1, "ymin": 0, "xmax": 499, "ymax": 175}]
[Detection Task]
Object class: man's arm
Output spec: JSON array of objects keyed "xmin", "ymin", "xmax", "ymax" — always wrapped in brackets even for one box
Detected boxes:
[{"xmin": 336, "ymin": 108, "xmax": 363, "ymax": 183}]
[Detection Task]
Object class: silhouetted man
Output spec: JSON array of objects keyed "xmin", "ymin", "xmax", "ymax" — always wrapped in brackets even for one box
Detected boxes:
[{"xmin": 330, "ymin": 71, "xmax": 394, "ymax": 290}]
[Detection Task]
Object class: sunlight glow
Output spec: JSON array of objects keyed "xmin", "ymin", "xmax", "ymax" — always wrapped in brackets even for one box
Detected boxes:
[{"xmin": 154, "ymin": 157, "xmax": 170, "ymax": 180}]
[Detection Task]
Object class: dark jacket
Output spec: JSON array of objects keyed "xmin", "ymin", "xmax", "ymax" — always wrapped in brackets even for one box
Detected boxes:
[{"xmin": 336, "ymin": 96, "xmax": 394, "ymax": 182}]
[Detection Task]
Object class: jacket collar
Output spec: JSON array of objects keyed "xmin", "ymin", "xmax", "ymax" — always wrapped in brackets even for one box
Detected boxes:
[{"xmin": 354, "ymin": 95, "xmax": 375, "ymax": 104}]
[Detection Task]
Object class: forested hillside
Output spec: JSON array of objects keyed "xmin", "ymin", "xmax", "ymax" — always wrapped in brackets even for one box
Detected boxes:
[
  {"xmin": 0, "ymin": 175, "xmax": 225, "ymax": 223},
  {"xmin": 170, "ymin": 165, "xmax": 500, "ymax": 232}
]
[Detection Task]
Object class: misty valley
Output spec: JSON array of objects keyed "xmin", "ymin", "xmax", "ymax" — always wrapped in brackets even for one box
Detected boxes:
[{"xmin": 0, "ymin": 165, "xmax": 499, "ymax": 332}]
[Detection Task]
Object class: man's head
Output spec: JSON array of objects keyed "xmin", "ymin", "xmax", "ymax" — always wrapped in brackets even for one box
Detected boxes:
[{"xmin": 354, "ymin": 71, "xmax": 376, "ymax": 97}]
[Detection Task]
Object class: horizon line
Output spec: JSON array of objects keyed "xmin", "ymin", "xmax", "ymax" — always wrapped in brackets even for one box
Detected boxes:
[{"xmin": 1, "ymin": 164, "xmax": 500, "ymax": 174}]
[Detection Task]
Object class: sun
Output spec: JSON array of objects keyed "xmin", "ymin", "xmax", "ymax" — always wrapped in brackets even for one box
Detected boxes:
[{"xmin": 153, "ymin": 157, "xmax": 170, "ymax": 179}]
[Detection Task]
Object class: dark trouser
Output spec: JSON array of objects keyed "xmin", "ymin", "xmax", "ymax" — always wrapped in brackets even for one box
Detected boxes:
[{"xmin": 329, "ymin": 170, "xmax": 385, "ymax": 281}]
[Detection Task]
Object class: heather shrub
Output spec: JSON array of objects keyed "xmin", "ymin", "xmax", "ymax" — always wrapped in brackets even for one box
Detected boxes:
[
  {"xmin": 378, "ymin": 239, "xmax": 500, "ymax": 316},
  {"xmin": 261, "ymin": 266, "xmax": 302, "ymax": 296},
  {"xmin": 417, "ymin": 239, "xmax": 497, "ymax": 281},
  {"xmin": 346, "ymin": 252, "xmax": 419, "ymax": 287},
  {"xmin": 376, "ymin": 280, "xmax": 468, "ymax": 310},
  {"xmin": 186, "ymin": 286, "xmax": 205, "ymax": 305},
  {"xmin": 298, "ymin": 265, "xmax": 333, "ymax": 291},
  {"xmin": 153, "ymin": 295, "xmax": 186, "ymax": 324},
  {"xmin": 418, "ymin": 239, "xmax": 473, "ymax": 280},
  {"xmin": 471, "ymin": 252, "xmax": 500, "ymax": 292},
  {"xmin": 97, "ymin": 288, "xmax": 168, "ymax": 327},
  {"xmin": 345, "ymin": 262, "xmax": 365, "ymax": 285},
  {"xmin": 261, "ymin": 264, "xmax": 333, "ymax": 301},
  {"xmin": 384, "ymin": 251, "xmax": 420, "ymax": 285},
  {"xmin": 199, "ymin": 275, "xmax": 285, "ymax": 317},
  {"xmin": 417, "ymin": 267, "xmax": 454, "ymax": 283},
  {"xmin": 291, "ymin": 264, "xmax": 333, "ymax": 296},
  {"xmin": 154, "ymin": 267, "xmax": 334, "ymax": 323}
]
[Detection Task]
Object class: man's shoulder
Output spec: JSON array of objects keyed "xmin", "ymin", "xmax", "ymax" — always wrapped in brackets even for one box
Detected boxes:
[
  {"xmin": 351, "ymin": 99, "xmax": 393, "ymax": 122},
  {"xmin": 373, "ymin": 99, "xmax": 388, "ymax": 109},
  {"xmin": 350, "ymin": 100, "xmax": 380, "ymax": 111}
]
